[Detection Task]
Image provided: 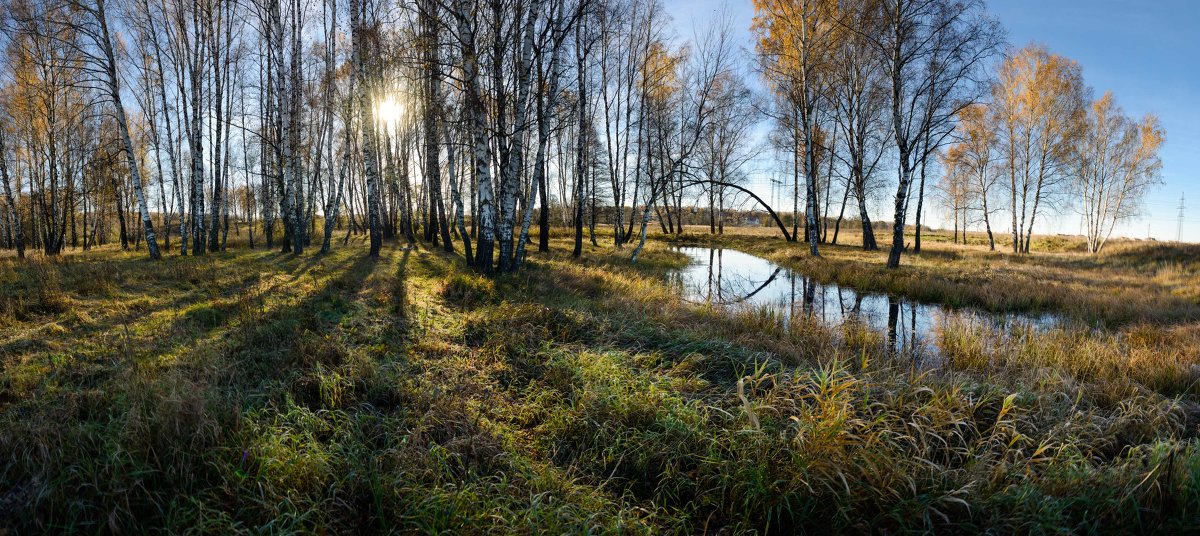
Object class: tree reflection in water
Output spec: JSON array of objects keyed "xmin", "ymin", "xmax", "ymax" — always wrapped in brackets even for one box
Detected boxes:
[{"xmin": 668, "ymin": 246, "xmax": 1063, "ymax": 366}]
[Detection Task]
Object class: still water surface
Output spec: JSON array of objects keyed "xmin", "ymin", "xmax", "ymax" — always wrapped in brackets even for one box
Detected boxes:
[{"xmin": 667, "ymin": 246, "xmax": 1064, "ymax": 363}]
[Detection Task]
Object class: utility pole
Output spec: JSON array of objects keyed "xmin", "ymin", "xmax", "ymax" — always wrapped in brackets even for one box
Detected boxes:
[{"xmin": 1177, "ymin": 193, "xmax": 1186, "ymax": 243}]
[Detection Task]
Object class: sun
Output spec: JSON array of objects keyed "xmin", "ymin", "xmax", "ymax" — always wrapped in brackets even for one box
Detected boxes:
[{"xmin": 376, "ymin": 98, "xmax": 404, "ymax": 125}]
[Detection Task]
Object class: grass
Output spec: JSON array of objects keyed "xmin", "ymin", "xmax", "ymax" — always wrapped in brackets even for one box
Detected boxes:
[{"xmin": 1, "ymin": 229, "xmax": 1199, "ymax": 533}]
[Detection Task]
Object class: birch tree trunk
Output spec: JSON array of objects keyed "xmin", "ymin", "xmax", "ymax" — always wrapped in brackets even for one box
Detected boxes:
[
  {"xmin": 516, "ymin": 5, "xmax": 565, "ymax": 269},
  {"xmin": 94, "ymin": 0, "xmax": 161, "ymax": 259},
  {"xmin": 443, "ymin": 119, "xmax": 473, "ymax": 264},
  {"xmin": 0, "ymin": 130, "xmax": 24, "ymax": 259},
  {"xmin": 456, "ymin": 0, "xmax": 496, "ymax": 272},
  {"xmin": 421, "ymin": 0, "xmax": 453, "ymax": 252},
  {"xmin": 350, "ymin": 0, "xmax": 384, "ymax": 256},
  {"xmin": 571, "ymin": 20, "xmax": 588, "ymax": 259},
  {"xmin": 207, "ymin": 1, "xmax": 226, "ymax": 252},
  {"xmin": 289, "ymin": 0, "xmax": 305, "ymax": 254},
  {"xmin": 188, "ymin": 3, "xmax": 206, "ymax": 256}
]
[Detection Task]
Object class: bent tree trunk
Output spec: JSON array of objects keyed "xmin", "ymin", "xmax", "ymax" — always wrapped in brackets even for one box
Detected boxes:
[
  {"xmin": 680, "ymin": 179, "xmax": 792, "ymax": 242},
  {"xmin": 630, "ymin": 176, "xmax": 796, "ymax": 265}
]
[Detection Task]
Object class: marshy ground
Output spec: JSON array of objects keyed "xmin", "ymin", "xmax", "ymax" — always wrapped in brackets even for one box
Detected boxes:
[{"xmin": 2, "ymin": 229, "xmax": 1199, "ymax": 533}]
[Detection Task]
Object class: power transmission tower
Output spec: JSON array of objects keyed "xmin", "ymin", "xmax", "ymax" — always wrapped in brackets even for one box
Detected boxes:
[{"xmin": 1177, "ymin": 193, "xmax": 1186, "ymax": 242}]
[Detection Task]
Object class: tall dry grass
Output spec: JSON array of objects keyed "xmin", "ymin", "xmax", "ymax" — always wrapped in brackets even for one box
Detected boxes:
[{"xmin": 0, "ymin": 233, "xmax": 1197, "ymax": 533}]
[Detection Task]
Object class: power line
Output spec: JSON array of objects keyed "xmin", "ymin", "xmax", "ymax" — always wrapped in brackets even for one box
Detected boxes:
[{"xmin": 1177, "ymin": 193, "xmax": 1186, "ymax": 242}]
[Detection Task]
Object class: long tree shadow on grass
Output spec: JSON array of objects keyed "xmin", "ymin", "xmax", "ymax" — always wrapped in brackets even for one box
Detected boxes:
[
  {"xmin": 214, "ymin": 248, "xmax": 407, "ymax": 398},
  {"xmin": 0, "ymin": 248, "xmax": 368, "ymax": 413},
  {"xmin": 0, "ymin": 245, "xmax": 416, "ymax": 532}
]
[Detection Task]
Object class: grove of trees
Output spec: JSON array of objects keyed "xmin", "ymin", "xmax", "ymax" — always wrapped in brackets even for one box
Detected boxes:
[
  {"xmin": 940, "ymin": 44, "xmax": 1165, "ymax": 254},
  {"xmin": 0, "ymin": 0, "xmax": 1166, "ymax": 270}
]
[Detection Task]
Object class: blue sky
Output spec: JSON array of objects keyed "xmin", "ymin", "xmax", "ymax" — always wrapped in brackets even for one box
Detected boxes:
[
  {"xmin": 990, "ymin": 0, "xmax": 1200, "ymax": 241},
  {"xmin": 665, "ymin": 0, "xmax": 1200, "ymax": 242}
]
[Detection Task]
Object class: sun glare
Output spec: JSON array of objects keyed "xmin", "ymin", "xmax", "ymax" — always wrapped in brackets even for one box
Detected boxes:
[{"xmin": 377, "ymin": 98, "xmax": 404, "ymax": 124}]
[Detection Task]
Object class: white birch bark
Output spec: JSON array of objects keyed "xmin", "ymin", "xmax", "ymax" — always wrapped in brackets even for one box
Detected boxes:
[{"xmin": 94, "ymin": 0, "xmax": 161, "ymax": 259}]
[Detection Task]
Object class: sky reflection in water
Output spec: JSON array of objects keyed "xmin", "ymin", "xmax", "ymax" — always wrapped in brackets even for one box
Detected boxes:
[{"xmin": 667, "ymin": 246, "xmax": 1064, "ymax": 365}]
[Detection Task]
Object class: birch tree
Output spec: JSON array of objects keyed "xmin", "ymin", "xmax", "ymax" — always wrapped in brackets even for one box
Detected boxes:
[
  {"xmin": 451, "ymin": 0, "xmax": 495, "ymax": 271},
  {"xmin": 629, "ymin": 17, "xmax": 734, "ymax": 262},
  {"xmin": 829, "ymin": 1, "xmax": 887, "ymax": 251},
  {"xmin": 753, "ymin": 0, "xmax": 836, "ymax": 256},
  {"xmin": 993, "ymin": 44, "xmax": 1086, "ymax": 254},
  {"xmin": 78, "ymin": 0, "xmax": 163, "ymax": 259},
  {"xmin": 1075, "ymin": 92, "xmax": 1164, "ymax": 254},
  {"xmin": 350, "ymin": 0, "xmax": 384, "ymax": 256},
  {"xmin": 868, "ymin": 0, "xmax": 1002, "ymax": 268},
  {"xmin": 938, "ymin": 144, "xmax": 970, "ymax": 243},
  {"xmin": 953, "ymin": 102, "xmax": 998, "ymax": 249},
  {"xmin": 515, "ymin": 0, "xmax": 576, "ymax": 268},
  {"xmin": 0, "ymin": 123, "xmax": 24, "ymax": 259},
  {"xmin": 700, "ymin": 70, "xmax": 757, "ymax": 236}
]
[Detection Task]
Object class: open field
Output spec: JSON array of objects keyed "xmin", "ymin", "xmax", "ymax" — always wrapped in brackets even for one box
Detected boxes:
[{"xmin": 2, "ymin": 230, "xmax": 1199, "ymax": 533}]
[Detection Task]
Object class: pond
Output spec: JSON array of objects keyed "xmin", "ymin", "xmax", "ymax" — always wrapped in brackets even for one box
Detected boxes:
[{"xmin": 667, "ymin": 246, "xmax": 1066, "ymax": 365}]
